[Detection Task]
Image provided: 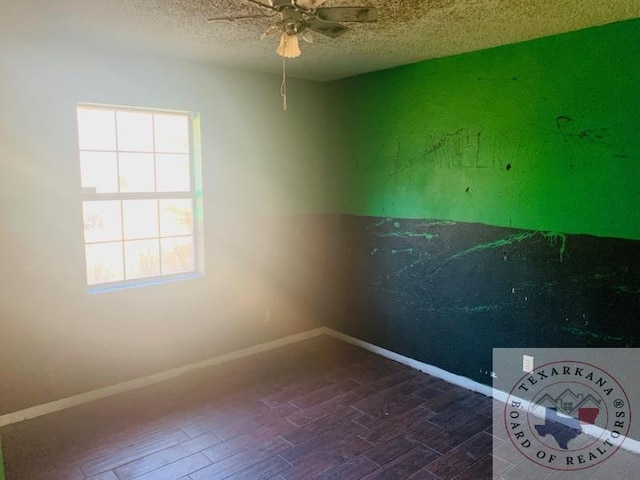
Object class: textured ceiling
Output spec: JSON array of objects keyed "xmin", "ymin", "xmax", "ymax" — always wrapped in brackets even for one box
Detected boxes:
[{"xmin": 3, "ymin": 0, "xmax": 639, "ymax": 81}]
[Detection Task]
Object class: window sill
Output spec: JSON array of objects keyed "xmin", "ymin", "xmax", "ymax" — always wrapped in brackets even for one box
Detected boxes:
[{"xmin": 87, "ymin": 272, "xmax": 204, "ymax": 295}]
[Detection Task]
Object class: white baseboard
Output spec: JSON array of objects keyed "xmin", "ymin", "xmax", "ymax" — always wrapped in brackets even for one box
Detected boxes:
[
  {"xmin": 323, "ymin": 328, "xmax": 494, "ymax": 397},
  {"xmin": 2, "ymin": 325, "xmax": 638, "ymax": 457},
  {"xmin": 322, "ymin": 328, "xmax": 640, "ymax": 456},
  {"xmin": 0, "ymin": 327, "xmax": 327, "ymax": 428}
]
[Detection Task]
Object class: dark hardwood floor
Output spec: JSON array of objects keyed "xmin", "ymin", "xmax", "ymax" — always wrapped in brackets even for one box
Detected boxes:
[{"xmin": 2, "ymin": 335, "xmax": 638, "ymax": 479}]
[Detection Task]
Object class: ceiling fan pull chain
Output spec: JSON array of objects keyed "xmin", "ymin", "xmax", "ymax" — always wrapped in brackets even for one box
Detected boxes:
[{"xmin": 281, "ymin": 57, "xmax": 288, "ymax": 111}]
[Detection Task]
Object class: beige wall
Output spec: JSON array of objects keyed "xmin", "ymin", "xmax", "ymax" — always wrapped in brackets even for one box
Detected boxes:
[{"xmin": 0, "ymin": 36, "xmax": 333, "ymax": 413}]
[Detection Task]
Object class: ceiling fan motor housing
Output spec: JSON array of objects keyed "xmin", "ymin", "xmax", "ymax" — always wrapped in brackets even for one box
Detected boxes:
[
  {"xmin": 271, "ymin": 0, "xmax": 304, "ymax": 9},
  {"xmin": 281, "ymin": 8, "xmax": 305, "ymax": 34}
]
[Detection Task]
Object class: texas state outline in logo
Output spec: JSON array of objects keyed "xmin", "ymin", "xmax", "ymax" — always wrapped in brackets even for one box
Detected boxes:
[{"xmin": 504, "ymin": 360, "xmax": 632, "ymax": 471}]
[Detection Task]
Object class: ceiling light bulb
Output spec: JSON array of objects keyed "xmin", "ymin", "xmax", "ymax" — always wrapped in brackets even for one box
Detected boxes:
[{"xmin": 277, "ymin": 33, "xmax": 301, "ymax": 58}]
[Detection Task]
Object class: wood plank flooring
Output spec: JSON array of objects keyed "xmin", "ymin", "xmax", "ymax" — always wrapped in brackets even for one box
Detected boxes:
[{"xmin": 1, "ymin": 335, "xmax": 639, "ymax": 479}]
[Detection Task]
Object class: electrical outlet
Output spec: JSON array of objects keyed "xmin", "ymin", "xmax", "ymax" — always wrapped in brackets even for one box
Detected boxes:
[{"xmin": 523, "ymin": 355, "xmax": 534, "ymax": 373}]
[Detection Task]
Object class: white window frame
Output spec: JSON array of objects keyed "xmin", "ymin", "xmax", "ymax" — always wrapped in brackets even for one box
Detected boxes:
[{"xmin": 77, "ymin": 103, "xmax": 205, "ymax": 293}]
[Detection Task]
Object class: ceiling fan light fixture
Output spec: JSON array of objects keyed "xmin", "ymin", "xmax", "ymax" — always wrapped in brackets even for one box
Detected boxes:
[
  {"xmin": 207, "ymin": 0, "xmax": 378, "ymax": 110},
  {"xmin": 277, "ymin": 32, "xmax": 301, "ymax": 58}
]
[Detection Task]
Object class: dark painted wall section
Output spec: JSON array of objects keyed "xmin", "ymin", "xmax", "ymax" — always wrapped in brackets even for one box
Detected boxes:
[
  {"xmin": 327, "ymin": 20, "xmax": 640, "ymax": 385},
  {"xmin": 332, "ymin": 216, "xmax": 640, "ymax": 385}
]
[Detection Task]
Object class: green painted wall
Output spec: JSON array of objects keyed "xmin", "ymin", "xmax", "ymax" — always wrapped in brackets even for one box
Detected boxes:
[{"xmin": 331, "ymin": 19, "xmax": 640, "ymax": 240}]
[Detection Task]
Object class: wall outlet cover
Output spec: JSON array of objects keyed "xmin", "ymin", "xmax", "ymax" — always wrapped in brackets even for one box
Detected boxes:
[{"xmin": 523, "ymin": 354, "xmax": 534, "ymax": 373}]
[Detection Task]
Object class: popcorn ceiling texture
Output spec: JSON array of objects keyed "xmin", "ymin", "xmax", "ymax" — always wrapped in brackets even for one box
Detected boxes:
[{"xmin": 2, "ymin": 0, "xmax": 639, "ymax": 80}]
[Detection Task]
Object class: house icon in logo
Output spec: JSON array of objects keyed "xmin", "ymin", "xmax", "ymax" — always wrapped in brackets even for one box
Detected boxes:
[{"xmin": 535, "ymin": 388, "xmax": 601, "ymax": 424}]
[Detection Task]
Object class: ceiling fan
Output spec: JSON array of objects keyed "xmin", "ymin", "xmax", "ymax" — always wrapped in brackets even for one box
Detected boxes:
[{"xmin": 208, "ymin": 0, "xmax": 378, "ymax": 58}]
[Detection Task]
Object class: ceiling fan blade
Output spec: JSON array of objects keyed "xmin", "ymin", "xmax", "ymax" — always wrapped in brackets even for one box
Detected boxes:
[
  {"xmin": 305, "ymin": 17, "xmax": 348, "ymax": 38},
  {"xmin": 315, "ymin": 7, "xmax": 378, "ymax": 22},
  {"xmin": 247, "ymin": 0, "xmax": 277, "ymax": 10},
  {"xmin": 295, "ymin": 0, "xmax": 330, "ymax": 9},
  {"xmin": 207, "ymin": 13, "xmax": 275, "ymax": 23}
]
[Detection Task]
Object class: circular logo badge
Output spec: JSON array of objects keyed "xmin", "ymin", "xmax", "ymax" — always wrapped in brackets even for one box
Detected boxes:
[{"xmin": 504, "ymin": 360, "xmax": 631, "ymax": 471}]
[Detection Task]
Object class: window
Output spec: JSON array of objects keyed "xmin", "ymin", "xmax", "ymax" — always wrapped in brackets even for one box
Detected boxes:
[{"xmin": 77, "ymin": 104, "xmax": 204, "ymax": 291}]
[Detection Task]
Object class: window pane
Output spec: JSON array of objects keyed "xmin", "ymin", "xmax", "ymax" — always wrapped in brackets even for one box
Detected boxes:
[
  {"xmin": 77, "ymin": 108, "xmax": 116, "ymax": 151},
  {"xmin": 83, "ymin": 201, "xmax": 122, "ymax": 243},
  {"xmin": 161, "ymin": 237, "xmax": 194, "ymax": 275},
  {"xmin": 116, "ymin": 110, "xmax": 153, "ymax": 152},
  {"xmin": 86, "ymin": 242, "xmax": 124, "ymax": 285},
  {"xmin": 119, "ymin": 153, "xmax": 155, "ymax": 192},
  {"xmin": 123, "ymin": 200, "xmax": 158, "ymax": 239},
  {"xmin": 156, "ymin": 154, "xmax": 190, "ymax": 192},
  {"xmin": 154, "ymin": 114, "xmax": 189, "ymax": 153},
  {"xmin": 160, "ymin": 199, "xmax": 193, "ymax": 236},
  {"xmin": 125, "ymin": 239, "xmax": 160, "ymax": 280},
  {"xmin": 80, "ymin": 151, "xmax": 118, "ymax": 193}
]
